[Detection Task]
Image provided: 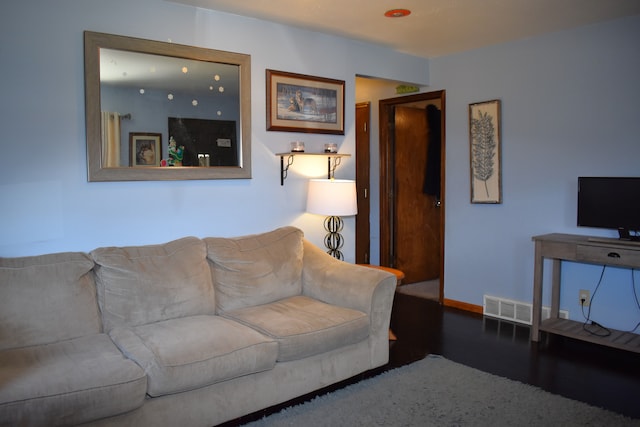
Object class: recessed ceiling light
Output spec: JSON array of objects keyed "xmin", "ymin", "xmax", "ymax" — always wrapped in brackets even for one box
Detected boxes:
[{"xmin": 384, "ymin": 9, "xmax": 411, "ymax": 18}]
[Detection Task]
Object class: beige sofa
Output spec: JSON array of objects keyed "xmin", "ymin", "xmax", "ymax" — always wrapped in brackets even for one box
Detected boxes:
[{"xmin": 0, "ymin": 226, "xmax": 396, "ymax": 426}]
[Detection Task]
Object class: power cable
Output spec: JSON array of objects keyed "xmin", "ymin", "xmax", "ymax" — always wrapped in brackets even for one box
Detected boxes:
[{"xmin": 581, "ymin": 265, "xmax": 611, "ymax": 337}]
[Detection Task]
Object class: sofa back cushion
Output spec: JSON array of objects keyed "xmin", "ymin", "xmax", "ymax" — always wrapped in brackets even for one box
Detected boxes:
[
  {"xmin": 92, "ymin": 237, "xmax": 215, "ymax": 331},
  {"xmin": 205, "ymin": 226, "xmax": 304, "ymax": 312},
  {"xmin": 0, "ymin": 252, "xmax": 100, "ymax": 351}
]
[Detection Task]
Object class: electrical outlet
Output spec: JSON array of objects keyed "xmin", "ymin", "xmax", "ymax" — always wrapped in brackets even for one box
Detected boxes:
[{"xmin": 579, "ymin": 289, "xmax": 590, "ymax": 306}]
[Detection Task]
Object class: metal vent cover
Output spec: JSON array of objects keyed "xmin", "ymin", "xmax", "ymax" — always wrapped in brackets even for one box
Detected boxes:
[{"xmin": 483, "ymin": 295, "xmax": 568, "ymax": 325}]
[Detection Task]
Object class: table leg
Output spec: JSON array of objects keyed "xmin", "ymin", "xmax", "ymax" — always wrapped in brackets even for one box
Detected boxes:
[
  {"xmin": 531, "ymin": 241, "xmax": 544, "ymax": 342},
  {"xmin": 550, "ymin": 259, "xmax": 561, "ymax": 318}
]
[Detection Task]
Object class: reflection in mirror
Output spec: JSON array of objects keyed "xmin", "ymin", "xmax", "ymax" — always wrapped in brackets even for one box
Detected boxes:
[{"xmin": 84, "ymin": 31, "xmax": 251, "ymax": 181}]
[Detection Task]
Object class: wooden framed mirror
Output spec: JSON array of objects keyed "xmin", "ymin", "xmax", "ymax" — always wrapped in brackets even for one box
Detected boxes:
[{"xmin": 84, "ymin": 31, "xmax": 251, "ymax": 181}]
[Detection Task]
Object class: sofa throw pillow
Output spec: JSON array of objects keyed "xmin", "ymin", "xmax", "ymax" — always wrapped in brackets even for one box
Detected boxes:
[
  {"xmin": 92, "ymin": 237, "xmax": 215, "ymax": 331},
  {"xmin": 205, "ymin": 226, "xmax": 304, "ymax": 312},
  {"xmin": 0, "ymin": 252, "xmax": 100, "ymax": 351}
]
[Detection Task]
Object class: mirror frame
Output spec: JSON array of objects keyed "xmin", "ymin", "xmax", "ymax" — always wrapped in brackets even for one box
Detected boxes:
[{"xmin": 84, "ymin": 31, "xmax": 251, "ymax": 181}]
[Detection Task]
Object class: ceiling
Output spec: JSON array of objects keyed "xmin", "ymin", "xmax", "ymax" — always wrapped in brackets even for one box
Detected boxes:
[{"xmin": 172, "ymin": 0, "xmax": 640, "ymax": 58}]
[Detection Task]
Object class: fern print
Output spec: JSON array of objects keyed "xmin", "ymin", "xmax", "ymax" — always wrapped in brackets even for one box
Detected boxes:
[{"xmin": 471, "ymin": 111, "xmax": 496, "ymax": 198}]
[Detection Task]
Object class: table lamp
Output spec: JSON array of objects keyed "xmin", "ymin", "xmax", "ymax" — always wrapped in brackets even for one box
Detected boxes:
[{"xmin": 306, "ymin": 178, "xmax": 358, "ymax": 260}]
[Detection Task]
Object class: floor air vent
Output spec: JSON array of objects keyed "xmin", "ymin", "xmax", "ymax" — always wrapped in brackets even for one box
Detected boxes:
[{"xmin": 483, "ymin": 295, "xmax": 568, "ymax": 325}]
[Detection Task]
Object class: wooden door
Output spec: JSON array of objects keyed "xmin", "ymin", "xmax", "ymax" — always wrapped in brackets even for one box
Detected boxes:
[
  {"xmin": 393, "ymin": 106, "xmax": 441, "ymax": 283},
  {"xmin": 355, "ymin": 102, "xmax": 371, "ymax": 264},
  {"xmin": 379, "ymin": 90, "xmax": 446, "ymax": 302}
]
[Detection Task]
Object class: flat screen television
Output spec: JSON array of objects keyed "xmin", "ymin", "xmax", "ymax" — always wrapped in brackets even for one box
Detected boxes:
[{"xmin": 577, "ymin": 177, "xmax": 640, "ymax": 241}]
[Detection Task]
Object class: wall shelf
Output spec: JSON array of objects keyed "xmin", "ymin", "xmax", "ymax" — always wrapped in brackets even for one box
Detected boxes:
[{"xmin": 275, "ymin": 153, "xmax": 351, "ymax": 185}]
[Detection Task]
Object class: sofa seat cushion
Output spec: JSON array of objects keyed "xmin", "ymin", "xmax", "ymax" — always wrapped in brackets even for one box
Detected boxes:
[
  {"xmin": 223, "ymin": 295, "xmax": 369, "ymax": 362},
  {"xmin": 0, "ymin": 334, "xmax": 147, "ymax": 427},
  {"xmin": 108, "ymin": 315, "xmax": 278, "ymax": 397},
  {"xmin": 205, "ymin": 226, "xmax": 304, "ymax": 312},
  {"xmin": 92, "ymin": 237, "xmax": 216, "ymax": 332}
]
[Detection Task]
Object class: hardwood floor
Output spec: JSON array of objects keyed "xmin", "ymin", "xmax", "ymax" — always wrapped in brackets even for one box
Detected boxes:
[{"xmin": 389, "ymin": 292, "xmax": 640, "ymax": 419}]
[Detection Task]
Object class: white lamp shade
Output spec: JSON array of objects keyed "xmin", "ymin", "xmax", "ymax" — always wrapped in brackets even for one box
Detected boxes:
[{"xmin": 307, "ymin": 179, "xmax": 358, "ymax": 216}]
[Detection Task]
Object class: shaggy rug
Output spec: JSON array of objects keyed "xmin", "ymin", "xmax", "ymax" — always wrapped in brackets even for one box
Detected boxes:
[{"xmin": 245, "ymin": 355, "xmax": 635, "ymax": 426}]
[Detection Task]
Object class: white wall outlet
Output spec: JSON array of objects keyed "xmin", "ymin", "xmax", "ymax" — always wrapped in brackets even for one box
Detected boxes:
[{"xmin": 579, "ymin": 289, "xmax": 590, "ymax": 306}]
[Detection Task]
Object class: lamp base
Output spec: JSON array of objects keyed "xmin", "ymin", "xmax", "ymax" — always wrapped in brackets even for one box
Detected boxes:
[{"xmin": 324, "ymin": 216, "xmax": 344, "ymax": 260}]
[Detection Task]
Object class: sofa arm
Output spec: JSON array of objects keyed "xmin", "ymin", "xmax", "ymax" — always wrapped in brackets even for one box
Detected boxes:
[
  {"xmin": 301, "ymin": 240, "xmax": 396, "ymax": 366},
  {"xmin": 301, "ymin": 240, "xmax": 396, "ymax": 311},
  {"xmin": 301, "ymin": 239, "xmax": 396, "ymax": 318}
]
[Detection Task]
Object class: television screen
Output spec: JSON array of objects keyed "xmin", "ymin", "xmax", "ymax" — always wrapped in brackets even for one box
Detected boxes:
[{"xmin": 577, "ymin": 177, "xmax": 640, "ymax": 240}]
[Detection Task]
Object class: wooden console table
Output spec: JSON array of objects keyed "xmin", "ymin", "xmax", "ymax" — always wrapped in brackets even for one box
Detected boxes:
[{"xmin": 531, "ymin": 233, "xmax": 640, "ymax": 353}]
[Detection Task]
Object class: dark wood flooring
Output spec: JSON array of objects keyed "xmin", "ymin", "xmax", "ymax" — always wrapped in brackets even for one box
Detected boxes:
[
  {"xmin": 227, "ymin": 291, "xmax": 640, "ymax": 425},
  {"xmin": 389, "ymin": 292, "xmax": 640, "ymax": 420}
]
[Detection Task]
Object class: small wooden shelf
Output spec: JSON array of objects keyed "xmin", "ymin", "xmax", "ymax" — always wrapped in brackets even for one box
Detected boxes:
[
  {"xmin": 540, "ymin": 318, "xmax": 640, "ymax": 353},
  {"xmin": 275, "ymin": 152, "xmax": 351, "ymax": 185}
]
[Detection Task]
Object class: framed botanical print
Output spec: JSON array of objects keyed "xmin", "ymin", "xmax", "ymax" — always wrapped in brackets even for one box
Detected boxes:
[{"xmin": 469, "ymin": 100, "xmax": 502, "ymax": 203}]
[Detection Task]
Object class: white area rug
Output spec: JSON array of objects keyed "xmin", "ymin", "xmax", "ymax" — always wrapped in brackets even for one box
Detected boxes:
[{"xmin": 245, "ymin": 355, "xmax": 635, "ymax": 426}]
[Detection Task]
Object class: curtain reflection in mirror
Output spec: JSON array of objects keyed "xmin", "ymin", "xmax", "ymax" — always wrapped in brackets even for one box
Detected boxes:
[{"xmin": 101, "ymin": 111, "xmax": 121, "ymax": 167}]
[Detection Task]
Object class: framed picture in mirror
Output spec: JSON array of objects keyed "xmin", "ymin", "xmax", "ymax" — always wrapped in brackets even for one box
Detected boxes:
[{"xmin": 130, "ymin": 133, "xmax": 162, "ymax": 167}]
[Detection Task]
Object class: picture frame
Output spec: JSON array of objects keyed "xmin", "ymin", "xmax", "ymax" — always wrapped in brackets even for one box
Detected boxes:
[
  {"xmin": 469, "ymin": 99, "xmax": 502, "ymax": 204},
  {"xmin": 130, "ymin": 132, "xmax": 162, "ymax": 167},
  {"xmin": 266, "ymin": 69, "xmax": 345, "ymax": 135}
]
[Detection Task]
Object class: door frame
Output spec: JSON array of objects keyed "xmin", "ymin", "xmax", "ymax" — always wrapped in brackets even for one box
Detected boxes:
[
  {"xmin": 355, "ymin": 102, "xmax": 371, "ymax": 264},
  {"xmin": 379, "ymin": 90, "xmax": 446, "ymax": 303}
]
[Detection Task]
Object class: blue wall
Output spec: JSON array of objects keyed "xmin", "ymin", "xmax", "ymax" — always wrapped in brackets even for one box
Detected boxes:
[
  {"xmin": 1, "ymin": 0, "xmax": 639, "ymax": 331},
  {"xmin": 0, "ymin": 0, "xmax": 428, "ymax": 260},
  {"xmin": 429, "ymin": 15, "xmax": 640, "ymax": 329},
  {"xmin": 101, "ymin": 84, "xmax": 240, "ymax": 165}
]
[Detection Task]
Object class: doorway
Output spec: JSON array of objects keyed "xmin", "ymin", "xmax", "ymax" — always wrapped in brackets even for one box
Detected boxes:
[{"xmin": 379, "ymin": 91, "xmax": 446, "ymax": 303}]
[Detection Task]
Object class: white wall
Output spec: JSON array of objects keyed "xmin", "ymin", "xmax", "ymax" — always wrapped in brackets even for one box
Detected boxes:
[
  {"xmin": 0, "ymin": 0, "xmax": 428, "ymax": 261},
  {"xmin": 429, "ymin": 15, "xmax": 640, "ymax": 329}
]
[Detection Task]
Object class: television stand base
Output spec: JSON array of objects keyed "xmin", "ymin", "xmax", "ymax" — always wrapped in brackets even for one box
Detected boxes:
[{"xmin": 532, "ymin": 233, "xmax": 640, "ymax": 353}]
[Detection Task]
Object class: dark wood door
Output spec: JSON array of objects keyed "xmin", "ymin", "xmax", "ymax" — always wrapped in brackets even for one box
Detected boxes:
[
  {"xmin": 355, "ymin": 102, "xmax": 371, "ymax": 264},
  {"xmin": 379, "ymin": 90, "xmax": 445, "ymax": 303},
  {"xmin": 393, "ymin": 106, "xmax": 441, "ymax": 283}
]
